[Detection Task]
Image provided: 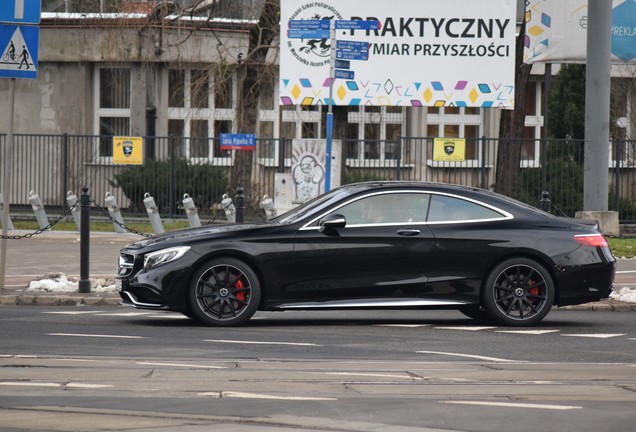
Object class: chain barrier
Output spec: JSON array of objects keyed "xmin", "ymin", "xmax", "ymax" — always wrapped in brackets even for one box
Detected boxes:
[
  {"xmin": 1, "ymin": 203, "xmax": 78, "ymax": 240},
  {"xmin": 89, "ymin": 200, "xmax": 153, "ymax": 238}
]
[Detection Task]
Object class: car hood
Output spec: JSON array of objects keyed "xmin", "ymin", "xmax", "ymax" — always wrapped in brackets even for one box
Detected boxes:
[{"xmin": 123, "ymin": 222, "xmax": 274, "ymax": 252}]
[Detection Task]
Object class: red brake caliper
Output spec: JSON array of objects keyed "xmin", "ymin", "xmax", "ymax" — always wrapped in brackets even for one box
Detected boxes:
[
  {"xmin": 235, "ymin": 278, "xmax": 246, "ymax": 305},
  {"xmin": 528, "ymin": 280, "xmax": 539, "ymax": 296}
]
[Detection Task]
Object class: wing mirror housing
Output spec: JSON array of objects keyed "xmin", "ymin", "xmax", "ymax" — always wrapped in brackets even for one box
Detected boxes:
[{"xmin": 318, "ymin": 213, "xmax": 346, "ymax": 232}]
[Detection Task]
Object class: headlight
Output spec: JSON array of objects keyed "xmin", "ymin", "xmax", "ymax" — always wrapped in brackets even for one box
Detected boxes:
[{"xmin": 143, "ymin": 246, "xmax": 191, "ymax": 270}]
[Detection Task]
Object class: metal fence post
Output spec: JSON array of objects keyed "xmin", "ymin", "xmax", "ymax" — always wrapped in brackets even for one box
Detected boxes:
[
  {"xmin": 168, "ymin": 135, "xmax": 175, "ymax": 219},
  {"xmin": 66, "ymin": 191, "xmax": 81, "ymax": 231},
  {"xmin": 28, "ymin": 190, "xmax": 49, "ymax": 230},
  {"xmin": 143, "ymin": 193, "xmax": 165, "ymax": 234},
  {"xmin": 221, "ymin": 194, "xmax": 235, "ymax": 223},
  {"xmin": 79, "ymin": 187, "xmax": 91, "ymax": 293},
  {"xmin": 105, "ymin": 192, "xmax": 126, "ymax": 233},
  {"xmin": 235, "ymin": 187, "xmax": 245, "ymax": 223},
  {"xmin": 0, "ymin": 194, "xmax": 14, "ymax": 230},
  {"xmin": 182, "ymin": 194, "xmax": 201, "ymax": 227}
]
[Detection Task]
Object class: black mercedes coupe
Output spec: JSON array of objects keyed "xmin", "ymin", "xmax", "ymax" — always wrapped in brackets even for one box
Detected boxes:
[{"xmin": 116, "ymin": 181, "xmax": 615, "ymax": 326}]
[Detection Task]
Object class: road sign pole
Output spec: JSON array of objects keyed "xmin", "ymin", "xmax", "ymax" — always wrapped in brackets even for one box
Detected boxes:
[
  {"xmin": 325, "ymin": 20, "xmax": 335, "ymax": 192},
  {"xmin": 0, "ymin": 78, "xmax": 16, "ymax": 289}
]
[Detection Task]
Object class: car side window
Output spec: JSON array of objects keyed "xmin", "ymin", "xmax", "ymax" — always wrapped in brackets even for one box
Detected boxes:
[
  {"xmin": 338, "ymin": 193, "xmax": 430, "ymax": 225},
  {"xmin": 427, "ymin": 195, "xmax": 501, "ymax": 222}
]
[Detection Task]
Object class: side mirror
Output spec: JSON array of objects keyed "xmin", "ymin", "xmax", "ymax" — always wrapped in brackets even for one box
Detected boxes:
[{"xmin": 318, "ymin": 213, "xmax": 346, "ymax": 232}]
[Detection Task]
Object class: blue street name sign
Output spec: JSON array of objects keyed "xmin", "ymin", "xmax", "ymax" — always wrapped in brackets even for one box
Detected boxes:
[
  {"xmin": 335, "ymin": 20, "xmax": 380, "ymax": 31},
  {"xmin": 219, "ymin": 133, "xmax": 256, "ymax": 151},
  {"xmin": 0, "ymin": 0, "xmax": 41, "ymax": 25},
  {"xmin": 334, "ymin": 59, "xmax": 351, "ymax": 69},
  {"xmin": 0, "ymin": 24, "xmax": 39, "ymax": 79},
  {"xmin": 288, "ymin": 19, "xmax": 331, "ymax": 30},
  {"xmin": 287, "ymin": 28, "xmax": 331, "ymax": 40},
  {"xmin": 335, "ymin": 69, "xmax": 355, "ymax": 80},
  {"xmin": 336, "ymin": 40, "xmax": 369, "ymax": 52},
  {"xmin": 336, "ymin": 49, "xmax": 369, "ymax": 61}
]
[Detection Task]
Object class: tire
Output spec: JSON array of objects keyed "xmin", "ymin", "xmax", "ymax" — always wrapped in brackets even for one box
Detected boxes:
[
  {"xmin": 187, "ymin": 257, "xmax": 261, "ymax": 327},
  {"xmin": 482, "ymin": 258, "xmax": 555, "ymax": 326}
]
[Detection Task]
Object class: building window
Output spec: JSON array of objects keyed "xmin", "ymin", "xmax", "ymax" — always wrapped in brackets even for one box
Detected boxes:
[
  {"xmin": 94, "ymin": 66, "xmax": 131, "ymax": 160},
  {"xmin": 168, "ymin": 68, "xmax": 235, "ymax": 162},
  {"xmin": 427, "ymin": 106, "xmax": 483, "ymax": 165},
  {"xmin": 345, "ymin": 106, "xmax": 407, "ymax": 167}
]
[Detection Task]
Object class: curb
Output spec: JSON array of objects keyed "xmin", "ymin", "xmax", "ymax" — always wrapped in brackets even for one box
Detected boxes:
[{"xmin": 0, "ymin": 292, "xmax": 121, "ymax": 306}]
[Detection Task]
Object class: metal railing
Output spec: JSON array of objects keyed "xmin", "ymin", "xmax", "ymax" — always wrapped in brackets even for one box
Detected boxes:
[{"xmin": 2, "ymin": 134, "xmax": 636, "ymax": 222}]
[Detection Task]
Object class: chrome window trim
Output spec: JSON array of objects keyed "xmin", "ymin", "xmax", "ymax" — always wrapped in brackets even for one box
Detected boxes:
[{"xmin": 299, "ymin": 189, "xmax": 513, "ymax": 231}]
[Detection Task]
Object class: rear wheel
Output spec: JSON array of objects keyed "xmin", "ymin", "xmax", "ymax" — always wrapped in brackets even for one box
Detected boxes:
[
  {"xmin": 187, "ymin": 257, "xmax": 261, "ymax": 327},
  {"xmin": 482, "ymin": 258, "xmax": 554, "ymax": 326}
]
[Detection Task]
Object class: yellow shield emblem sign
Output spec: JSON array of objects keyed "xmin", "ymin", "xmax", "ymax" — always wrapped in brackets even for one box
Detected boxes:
[
  {"xmin": 113, "ymin": 136, "xmax": 144, "ymax": 165},
  {"xmin": 433, "ymin": 138, "xmax": 466, "ymax": 162}
]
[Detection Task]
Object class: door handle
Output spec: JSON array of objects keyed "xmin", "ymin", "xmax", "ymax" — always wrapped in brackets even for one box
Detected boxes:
[{"xmin": 397, "ymin": 229, "xmax": 420, "ymax": 236}]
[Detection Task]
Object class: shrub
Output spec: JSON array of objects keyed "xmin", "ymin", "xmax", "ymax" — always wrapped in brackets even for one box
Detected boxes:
[{"xmin": 109, "ymin": 159, "xmax": 228, "ymax": 214}]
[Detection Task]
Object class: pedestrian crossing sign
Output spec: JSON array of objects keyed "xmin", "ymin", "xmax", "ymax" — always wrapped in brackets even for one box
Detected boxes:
[{"xmin": 0, "ymin": 24, "xmax": 38, "ymax": 79}]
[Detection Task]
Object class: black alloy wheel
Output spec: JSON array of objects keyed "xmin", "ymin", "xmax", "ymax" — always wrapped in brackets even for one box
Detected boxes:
[
  {"xmin": 482, "ymin": 258, "xmax": 555, "ymax": 326},
  {"xmin": 187, "ymin": 257, "xmax": 261, "ymax": 326}
]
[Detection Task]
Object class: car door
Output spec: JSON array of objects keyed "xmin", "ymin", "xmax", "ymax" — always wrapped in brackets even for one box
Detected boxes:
[
  {"xmin": 282, "ymin": 191, "xmax": 436, "ymax": 302},
  {"xmin": 424, "ymin": 193, "xmax": 512, "ymax": 301}
]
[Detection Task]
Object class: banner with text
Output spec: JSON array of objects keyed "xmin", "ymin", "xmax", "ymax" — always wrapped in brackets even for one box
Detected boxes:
[
  {"xmin": 524, "ymin": 0, "xmax": 636, "ymax": 64},
  {"xmin": 280, "ymin": 0, "xmax": 517, "ymax": 109}
]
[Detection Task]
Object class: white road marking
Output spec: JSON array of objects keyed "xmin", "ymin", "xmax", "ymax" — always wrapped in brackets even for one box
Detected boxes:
[
  {"xmin": 48, "ymin": 333, "xmax": 144, "ymax": 339},
  {"xmin": 496, "ymin": 330, "xmax": 560, "ymax": 335},
  {"xmin": 198, "ymin": 391, "xmax": 337, "ymax": 401},
  {"xmin": 0, "ymin": 382, "xmax": 60, "ymax": 388},
  {"xmin": 95, "ymin": 312, "xmax": 157, "ymax": 317},
  {"xmin": 416, "ymin": 350, "xmax": 524, "ymax": 363},
  {"xmin": 375, "ymin": 324, "xmax": 431, "ymax": 328},
  {"xmin": 204, "ymin": 339, "xmax": 322, "ymax": 347},
  {"xmin": 325, "ymin": 372, "xmax": 419, "ymax": 380},
  {"xmin": 434, "ymin": 326, "xmax": 497, "ymax": 331},
  {"xmin": 66, "ymin": 383, "xmax": 113, "ymax": 389},
  {"xmin": 137, "ymin": 361, "xmax": 226, "ymax": 369},
  {"xmin": 43, "ymin": 311, "xmax": 106, "ymax": 315},
  {"xmin": 440, "ymin": 400, "xmax": 582, "ymax": 410},
  {"xmin": 561, "ymin": 334, "xmax": 626, "ymax": 339}
]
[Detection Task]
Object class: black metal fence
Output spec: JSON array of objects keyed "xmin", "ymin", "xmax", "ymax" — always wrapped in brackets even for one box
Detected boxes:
[{"xmin": 2, "ymin": 134, "xmax": 636, "ymax": 222}]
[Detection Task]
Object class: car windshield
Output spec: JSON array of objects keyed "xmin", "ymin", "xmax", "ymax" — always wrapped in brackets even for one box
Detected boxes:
[{"xmin": 272, "ymin": 187, "xmax": 346, "ymax": 224}]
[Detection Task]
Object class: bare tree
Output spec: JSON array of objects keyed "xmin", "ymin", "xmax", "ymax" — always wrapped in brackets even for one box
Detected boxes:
[{"xmin": 495, "ymin": 13, "xmax": 532, "ymax": 196}]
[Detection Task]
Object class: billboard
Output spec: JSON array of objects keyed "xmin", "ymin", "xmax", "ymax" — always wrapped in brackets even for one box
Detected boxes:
[
  {"xmin": 280, "ymin": 0, "xmax": 518, "ymax": 109},
  {"xmin": 524, "ymin": 0, "xmax": 636, "ymax": 64}
]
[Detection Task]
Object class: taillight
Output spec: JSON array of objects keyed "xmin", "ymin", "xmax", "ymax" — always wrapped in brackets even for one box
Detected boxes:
[{"xmin": 574, "ymin": 234, "xmax": 608, "ymax": 247}]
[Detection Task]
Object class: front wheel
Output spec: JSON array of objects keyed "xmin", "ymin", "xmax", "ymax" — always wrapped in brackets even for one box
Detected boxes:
[
  {"xmin": 187, "ymin": 257, "xmax": 261, "ymax": 327},
  {"xmin": 482, "ymin": 258, "xmax": 555, "ymax": 326}
]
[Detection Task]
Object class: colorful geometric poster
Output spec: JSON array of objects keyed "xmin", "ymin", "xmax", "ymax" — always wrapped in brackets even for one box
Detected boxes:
[
  {"xmin": 524, "ymin": 0, "xmax": 636, "ymax": 64},
  {"xmin": 280, "ymin": 0, "xmax": 517, "ymax": 109}
]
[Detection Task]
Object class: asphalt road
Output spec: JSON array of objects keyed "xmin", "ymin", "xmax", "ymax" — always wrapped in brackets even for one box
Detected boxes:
[{"xmin": 0, "ymin": 307, "xmax": 634, "ymax": 432}]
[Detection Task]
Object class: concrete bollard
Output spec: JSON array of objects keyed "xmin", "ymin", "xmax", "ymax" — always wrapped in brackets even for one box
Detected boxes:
[
  {"xmin": 261, "ymin": 195, "xmax": 277, "ymax": 219},
  {"xmin": 28, "ymin": 190, "xmax": 49, "ymax": 230},
  {"xmin": 0, "ymin": 194, "xmax": 14, "ymax": 230},
  {"xmin": 105, "ymin": 192, "xmax": 126, "ymax": 233},
  {"xmin": 66, "ymin": 191, "xmax": 82, "ymax": 231},
  {"xmin": 221, "ymin": 194, "xmax": 235, "ymax": 223},
  {"xmin": 143, "ymin": 193, "xmax": 165, "ymax": 234},
  {"xmin": 182, "ymin": 194, "xmax": 201, "ymax": 227}
]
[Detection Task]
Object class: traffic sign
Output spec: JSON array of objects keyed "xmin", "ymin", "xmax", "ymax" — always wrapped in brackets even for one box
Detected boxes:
[
  {"xmin": 287, "ymin": 28, "xmax": 331, "ymax": 40},
  {"xmin": 335, "ymin": 69, "xmax": 355, "ymax": 80},
  {"xmin": 336, "ymin": 40, "xmax": 369, "ymax": 52},
  {"xmin": 0, "ymin": 0, "xmax": 41, "ymax": 24},
  {"xmin": 335, "ymin": 59, "xmax": 351, "ymax": 69},
  {"xmin": 288, "ymin": 19, "xmax": 331, "ymax": 30},
  {"xmin": 335, "ymin": 20, "xmax": 380, "ymax": 30},
  {"xmin": 336, "ymin": 49, "xmax": 369, "ymax": 61},
  {"xmin": 0, "ymin": 24, "xmax": 38, "ymax": 79}
]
